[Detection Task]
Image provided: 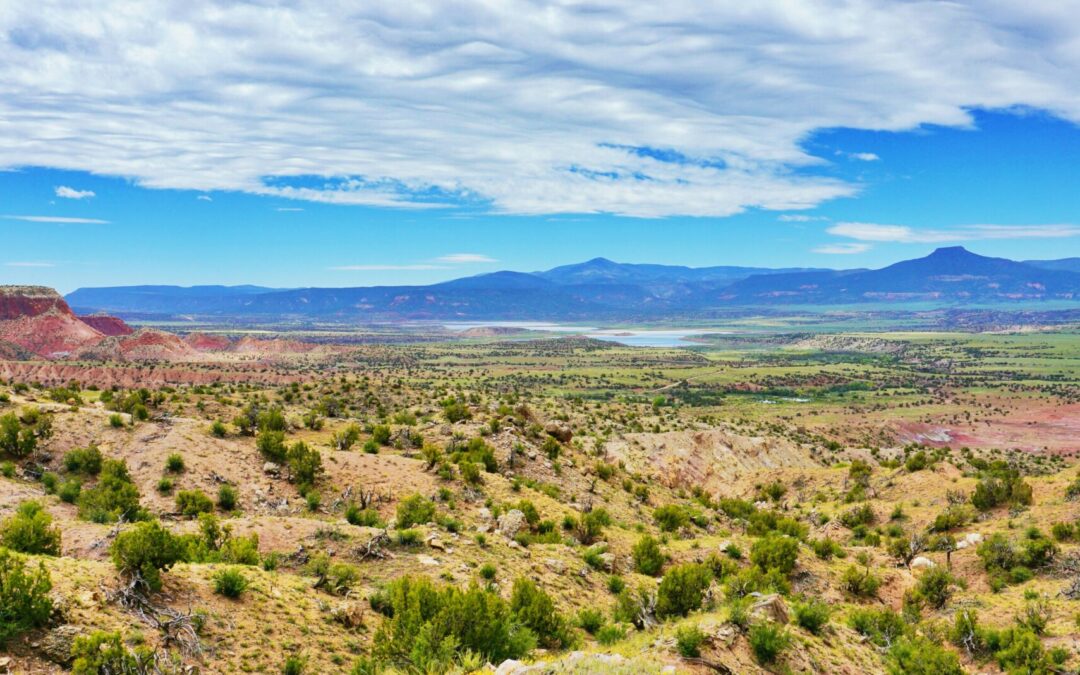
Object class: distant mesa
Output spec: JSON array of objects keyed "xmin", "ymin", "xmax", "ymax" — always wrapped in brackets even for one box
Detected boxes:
[{"xmin": 61, "ymin": 247, "xmax": 1080, "ymax": 321}]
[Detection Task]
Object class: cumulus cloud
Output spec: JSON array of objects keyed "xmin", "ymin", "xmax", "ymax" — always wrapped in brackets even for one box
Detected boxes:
[
  {"xmin": 849, "ymin": 153, "xmax": 880, "ymax": 162},
  {"xmin": 3, "ymin": 3, "xmax": 1080, "ymax": 216},
  {"xmin": 3, "ymin": 215, "xmax": 108, "ymax": 224},
  {"xmin": 54, "ymin": 185, "xmax": 95, "ymax": 199},
  {"xmin": 779, "ymin": 214, "xmax": 830, "ymax": 223},
  {"xmin": 828, "ymin": 222, "xmax": 1080, "ymax": 243},
  {"xmin": 197, "ymin": 195, "xmax": 212, "ymax": 201},
  {"xmin": 434, "ymin": 253, "xmax": 496, "ymax": 264},
  {"xmin": 812, "ymin": 243, "xmax": 872, "ymax": 255}
]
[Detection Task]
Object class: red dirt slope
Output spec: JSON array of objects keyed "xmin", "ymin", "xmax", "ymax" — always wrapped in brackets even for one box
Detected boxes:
[
  {"xmin": 78, "ymin": 314, "xmax": 135, "ymax": 336},
  {"xmin": 0, "ymin": 286, "xmax": 104, "ymax": 358}
]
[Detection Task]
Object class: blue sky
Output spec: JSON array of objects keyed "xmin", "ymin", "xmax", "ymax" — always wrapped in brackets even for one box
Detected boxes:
[{"xmin": 1, "ymin": 3, "xmax": 1079, "ymax": 292}]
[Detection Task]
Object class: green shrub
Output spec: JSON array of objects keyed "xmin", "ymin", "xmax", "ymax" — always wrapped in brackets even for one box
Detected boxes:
[
  {"xmin": 750, "ymin": 534, "xmax": 799, "ymax": 575},
  {"xmin": 58, "ymin": 478, "xmax": 81, "ymax": 504},
  {"xmin": 914, "ymin": 566, "xmax": 956, "ymax": 609},
  {"xmin": 576, "ymin": 607, "xmax": 604, "ymax": 635},
  {"xmin": 345, "ymin": 504, "xmax": 384, "ymax": 527},
  {"xmin": 596, "ymin": 623, "xmax": 626, "ymax": 646},
  {"xmin": 78, "ymin": 459, "xmax": 146, "ymax": 523},
  {"xmin": 257, "ymin": 430, "xmax": 287, "ymax": 463},
  {"xmin": 839, "ymin": 503, "xmax": 876, "ymax": 529},
  {"xmin": 209, "ymin": 420, "xmax": 227, "ymax": 437},
  {"xmin": 479, "ymin": 563, "xmax": 497, "ymax": 581},
  {"xmin": 576, "ymin": 507, "xmax": 611, "ymax": 545},
  {"xmin": 971, "ymin": 470, "xmax": 1033, "ymax": 512},
  {"xmin": 306, "ymin": 553, "xmax": 359, "ymax": 595},
  {"xmin": 905, "ymin": 450, "xmax": 930, "ymax": 472},
  {"xmin": 165, "ymin": 453, "xmax": 185, "ymax": 473},
  {"xmin": 656, "ymin": 562, "xmax": 712, "ymax": 618},
  {"xmin": 886, "ymin": 636, "xmax": 964, "ymax": 675},
  {"xmin": 811, "ymin": 537, "xmax": 845, "ymax": 560},
  {"xmin": 109, "ymin": 413, "xmax": 125, "ymax": 428},
  {"xmin": 110, "ymin": 521, "xmax": 187, "ymax": 592},
  {"xmin": 632, "ymin": 534, "xmax": 665, "ymax": 576},
  {"xmin": 792, "ymin": 598, "xmax": 831, "ymax": 635},
  {"xmin": 0, "ymin": 548, "xmax": 53, "ymax": 646},
  {"xmin": 371, "ymin": 575, "xmax": 537, "ymax": 672},
  {"xmin": 0, "ymin": 501, "xmax": 61, "ymax": 555},
  {"xmin": 510, "ymin": 578, "xmax": 575, "ymax": 649},
  {"xmin": 396, "ymin": 493, "xmax": 436, "ymax": 528},
  {"xmin": 0, "ymin": 412, "xmax": 36, "ymax": 457},
  {"xmin": 675, "ymin": 623, "xmax": 707, "ymax": 657},
  {"xmin": 286, "ymin": 442, "xmax": 323, "ymax": 490},
  {"xmin": 607, "ymin": 575, "xmax": 625, "ymax": 594},
  {"xmin": 70, "ymin": 631, "xmax": 150, "ymax": 674},
  {"xmin": 653, "ymin": 504, "xmax": 690, "ymax": 532},
  {"xmin": 176, "ymin": 489, "xmax": 214, "ymax": 517},
  {"xmin": 212, "ymin": 567, "xmax": 249, "ymax": 598},
  {"xmin": 63, "ymin": 444, "xmax": 103, "ymax": 475},
  {"xmin": 840, "ymin": 563, "xmax": 881, "ymax": 598},
  {"xmin": 848, "ymin": 607, "xmax": 906, "ymax": 647},
  {"xmin": 282, "ymin": 655, "xmax": 306, "ymax": 675},
  {"xmin": 217, "ymin": 484, "xmax": 238, "ymax": 511},
  {"xmin": 748, "ymin": 621, "xmax": 790, "ymax": 664},
  {"xmin": 157, "ymin": 477, "xmax": 174, "ymax": 494}
]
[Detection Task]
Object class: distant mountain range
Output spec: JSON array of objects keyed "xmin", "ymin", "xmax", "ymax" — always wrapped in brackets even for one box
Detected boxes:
[{"xmin": 66, "ymin": 248, "xmax": 1080, "ymax": 321}]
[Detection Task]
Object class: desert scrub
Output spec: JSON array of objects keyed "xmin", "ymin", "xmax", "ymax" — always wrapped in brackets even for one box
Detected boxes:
[
  {"xmin": 675, "ymin": 624, "xmax": 706, "ymax": 657},
  {"xmin": 165, "ymin": 453, "xmax": 185, "ymax": 473},
  {"xmin": 176, "ymin": 489, "xmax": 214, "ymax": 517},
  {"xmin": 632, "ymin": 534, "xmax": 665, "ymax": 576},
  {"xmin": 213, "ymin": 567, "xmax": 249, "ymax": 598},
  {"xmin": 656, "ymin": 562, "xmax": 712, "ymax": 618},
  {"xmin": 1, "ymin": 501, "xmax": 61, "ymax": 555},
  {"xmin": 748, "ymin": 621, "xmax": 790, "ymax": 664},
  {"xmin": 0, "ymin": 548, "xmax": 52, "ymax": 646},
  {"xmin": 110, "ymin": 520, "xmax": 187, "ymax": 592}
]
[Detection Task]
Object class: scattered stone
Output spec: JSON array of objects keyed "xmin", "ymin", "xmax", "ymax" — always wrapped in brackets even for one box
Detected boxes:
[
  {"xmin": 544, "ymin": 421, "xmax": 573, "ymax": 443},
  {"xmin": 40, "ymin": 624, "xmax": 86, "ymax": 665},
  {"xmin": 262, "ymin": 462, "xmax": 281, "ymax": 476},
  {"xmin": 495, "ymin": 659, "xmax": 525, "ymax": 675},
  {"xmin": 497, "ymin": 509, "xmax": 528, "ymax": 538},
  {"xmin": 545, "ymin": 558, "xmax": 566, "ymax": 574},
  {"xmin": 911, "ymin": 556, "xmax": 936, "ymax": 570},
  {"xmin": 417, "ymin": 554, "xmax": 440, "ymax": 566},
  {"xmin": 748, "ymin": 593, "xmax": 789, "ymax": 624}
]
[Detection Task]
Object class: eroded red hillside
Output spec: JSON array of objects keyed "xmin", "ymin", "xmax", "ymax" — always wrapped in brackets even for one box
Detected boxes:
[
  {"xmin": 0, "ymin": 286, "xmax": 104, "ymax": 358},
  {"xmin": 78, "ymin": 314, "xmax": 135, "ymax": 336}
]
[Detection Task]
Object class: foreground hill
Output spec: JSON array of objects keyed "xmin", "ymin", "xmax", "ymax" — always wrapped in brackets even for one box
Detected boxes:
[{"xmin": 66, "ymin": 248, "xmax": 1080, "ymax": 321}]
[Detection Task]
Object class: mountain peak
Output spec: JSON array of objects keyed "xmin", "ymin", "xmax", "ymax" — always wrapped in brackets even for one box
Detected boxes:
[{"xmin": 927, "ymin": 246, "xmax": 974, "ymax": 258}]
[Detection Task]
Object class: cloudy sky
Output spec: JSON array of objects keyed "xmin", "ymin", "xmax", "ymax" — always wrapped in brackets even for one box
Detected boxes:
[{"xmin": 1, "ymin": 1, "xmax": 1079, "ymax": 290}]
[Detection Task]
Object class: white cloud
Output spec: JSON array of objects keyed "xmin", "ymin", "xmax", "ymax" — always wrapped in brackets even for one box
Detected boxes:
[
  {"xmin": 330, "ymin": 264, "xmax": 447, "ymax": 271},
  {"xmin": 3, "ymin": 215, "xmax": 108, "ymax": 224},
  {"xmin": 828, "ymin": 222, "xmax": 1080, "ymax": 243},
  {"xmin": 779, "ymin": 214, "xmax": 830, "ymax": 222},
  {"xmin": 849, "ymin": 152, "xmax": 880, "ymax": 162},
  {"xmin": 1, "ymin": 3, "xmax": 1080, "ymax": 216},
  {"xmin": 434, "ymin": 253, "xmax": 496, "ymax": 264},
  {"xmin": 4, "ymin": 261, "xmax": 55, "ymax": 267},
  {"xmin": 275, "ymin": 207, "xmax": 303, "ymax": 212},
  {"xmin": 812, "ymin": 243, "xmax": 872, "ymax": 255},
  {"xmin": 197, "ymin": 195, "xmax": 212, "ymax": 201},
  {"xmin": 55, "ymin": 185, "xmax": 94, "ymax": 199}
]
